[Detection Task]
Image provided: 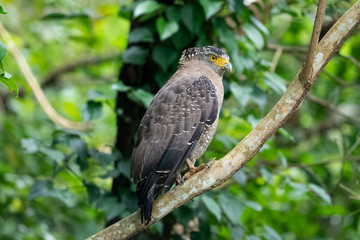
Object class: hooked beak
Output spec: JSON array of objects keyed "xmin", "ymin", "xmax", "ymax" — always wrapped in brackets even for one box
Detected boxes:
[{"xmin": 224, "ymin": 62, "xmax": 232, "ymax": 73}]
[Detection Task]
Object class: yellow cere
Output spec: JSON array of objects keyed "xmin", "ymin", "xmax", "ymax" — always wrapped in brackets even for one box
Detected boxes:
[{"xmin": 209, "ymin": 54, "xmax": 229, "ymax": 67}]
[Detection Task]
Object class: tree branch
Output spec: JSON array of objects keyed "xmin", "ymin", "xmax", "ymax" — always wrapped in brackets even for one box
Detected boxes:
[
  {"xmin": 339, "ymin": 54, "xmax": 360, "ymax": 68},
  {"xmin": 41, "ymin": 53, "xmax": 120, "ymax": 88},
  {"xmin": 323, "ymin": 70, "xmax": 360, "ymax": 89},
  {"xmin": 299, "ymin": 0, "xmax": 327, "ymax": 87},
  {"xmin": 87, "ymin": 1, "xmax": 360, "ymax": 239},
  {"xmin": 306, "ymin": 93, "xmax": 360, "ymax": 124},
  {"xmin": 0, "ymin": 22, "xmax": 92, "ymax": 131},
  {"xmin": 270, "ymin": 46, "xmax": 283, "ymax": 72}
]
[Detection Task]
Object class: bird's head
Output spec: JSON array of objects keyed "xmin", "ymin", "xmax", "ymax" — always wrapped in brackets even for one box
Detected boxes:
[{"xmin": 179, "ymin": 46, "xmax": 232, "ymax": 75}]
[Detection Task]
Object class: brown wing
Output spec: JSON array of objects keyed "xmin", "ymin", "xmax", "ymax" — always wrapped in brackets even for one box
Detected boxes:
[{"xmin": 130, "ymin": 75, "xmax": 218, "ymax": 223}]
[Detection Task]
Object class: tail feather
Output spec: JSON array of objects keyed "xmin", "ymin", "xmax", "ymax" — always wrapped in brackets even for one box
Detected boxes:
[
  {"xmin": 137, "ymin": 172, "xmax": 177, "ymax": 225},
  {"xmin": 140, "ymin": 192, "xmax": 153, "ymax": 224}
]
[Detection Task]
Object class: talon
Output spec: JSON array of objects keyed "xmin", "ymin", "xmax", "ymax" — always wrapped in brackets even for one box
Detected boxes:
[
  {"xmin": 206, "ymin": 158, "xmax": 216, "ymax": 168},
  {"xmin": 176, "ymin": 171, "xmax": 183, "ymax": 185},
  {"xmin": 181, "ymin": 175, "xmax": 186, "ymax": 182},
  {"xmin": 176, "ymin": 179, "xmax": 183, "ymax": 185}
]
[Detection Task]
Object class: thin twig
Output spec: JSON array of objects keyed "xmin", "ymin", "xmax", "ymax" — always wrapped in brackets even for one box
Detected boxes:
[
  {"xmin": 323, "ymin": 70, "xmax": 360, "ymax": 89},
  {"xmin": 306, "ymin": 93, "xmax": 360, "ymax": 124},
  {"xmin": 266, "ymin": 43, "xmax": 308, "ymax": 53},
  {"xmin": 270, "ymin": 46, "xmax": 283, "ymax": 72},
  {"xmin": 0, "ymin": 22, "xmax": 92, "ymax": 131},
  {"xmin": 331, "ymin": 133, "xmax": 345, "ymax": 194},
  {"xmin": 42, "ymin": 53, "xmax": 121, "ymax": 87},
  {"xmin": 299, "ymin": 0, "xmax": 327, "ymax": 87},
  {"xmin": 340, "ymin": 183, "xmax": 360, "ymax": 201},
  {"xmin": 347, "ymin": 135, "xmax": 360, "ymax": 156},
  {"xmin": 339, "ymin": 54, "xmax": 360, "ymax": 68},
  {"xmin": 289, "ymin": 156, "xmax": 360, "ymax": 168}
]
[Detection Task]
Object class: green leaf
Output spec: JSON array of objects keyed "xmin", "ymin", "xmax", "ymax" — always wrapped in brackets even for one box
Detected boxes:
[
  {"xmin": 233, "ymin": 170, "xmax": 247, "ymax": 186},
  {"xmin": 250, "ymin": 16, "xmax": 269, "ymax": 35},
  {"xmin": 103, "ymin": 196, "xmax": 126, "ymax": 221},
  {"xmin": 230, "ymin": 82, "xmax": 253, "ymax": 107},
  {"xmin": 309, "ymin": 183, "xmax": 332, "ymax": 204},
  {"xmin": 39, "ymin": 147, "xmax": 65, "ymax": 164},
  {"xmin": 218, "ymin": 194, "xmax": 242, "ymax": 224},
  {"xmin": 111, "ymin": 81, "xmax": 131, "ymax": 92},
  {"xmin": 81, "ymin": 101, "xmax": 103, "ymax": 122},
  {"xmin": 87, "ymin": 90, "xmax": 109, "ymax": 101},
  {"xmin": 230, "ymin": 50, "xmax": 244, "ymax": 74},
  {"xmin": 263, "ymin": 225, "xmax": 282, "ymax": 240},
  {"xmin": 165, "ymin": 6, "xmax": 182, "ymax": 22},
  {"xmin": 29, "ymin": 180, "xmax": 76, "ymax": 207},
  {"xmin": 287, "ymin": 180, "xmax": 308, "ymax": 198},
  {"xmin": 246, "ymin": 235, "xmax": 261, "ymax": 240},
  {"xmin": 278, "ymin": 127, "xmax": 295, "ymax": 142},
  {"xmin": 230, "ymin": 225, "xmax": 244, "ymax": 240},
  {"xmin": 199, "ymin": 0, "xmax": 222, "ymax": 20},
  {"xmin": 133, "ymin": 0, "xmax": 161, "ymax": 18},
  {"xmin": 0, "ymin": 40, "xmax": 7, "ymax": 60},
  {"xmin": 152, "ymin": 45, "xmax": 178, "ymax": 71},
  {"xmin": 101, "ymin": 159, "xmax": 130, "ymax": 179},
  {"xmin": 128, "ymin": 28, "xmax": 154, "ymax": 43},
  {"xmin": 122, "ymin": 46, "xmax": 149, "ymax": 65},
  {"xmin": 89, "ymin": 148, "xmax": 119, "ymax": 166},
  {"xmin": 227, "ymin": 0, "xmax": 244, "ymax": 13},
  {"xmin": 0, "ymin": 5, "xmax": 7, "ymax": 15},
  {"xmin": 278, "ymin": 151, "xmax": 288, "ymax": 168},
  {"xmin": 263, "ymin": 72, "xmax": 287, "ymax": 94},
  {"xmin": 244, "ymin": 200, "xmax": 263, "ymax": 212},
  {"xmin": 21, "ymin": 138, "xmax": 39, "ymax": 154},
  {"xmin": 84, "ymin": 182, "xmax": 102, "ymax": 206},
  {"xmin": 243, "ymin": 23, "xmax": 264, "ymax": 50},
  {"xmin": 181, "ymin": 4, "xmax": 204, "ymax": 35},
  {"xmin": 69, "ymin": 137, "xmax": 88, "ymax": 170},
  {"xmin": 0, "ymin": 69, "xmax": 18, "ymax": 97},
  {"xmin": 215, "ymin": 19, "xmax": 238, "ymax": 50},
  {"xmin": 128, "ymin": 88, "xmax": 154, "ymax": 108},
  {"xmin": 202, "ymin": 195, "xmax": 222, "ymax": 221},
  {"xmin": 171, "ymin": 26, "xmax": 192, "ymax": 50},
  {"xmin": 156, "ymin": 18, "xmax": 179, "ymax": 41},
  {"xmin": 260, "ymin": 167, "xmax": 273, "ymax": 184}
]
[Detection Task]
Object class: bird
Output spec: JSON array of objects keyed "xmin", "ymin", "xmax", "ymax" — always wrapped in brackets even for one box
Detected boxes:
[{"xmin": 130, "ymin": 46, "xmax": 232, "ymax": 224}]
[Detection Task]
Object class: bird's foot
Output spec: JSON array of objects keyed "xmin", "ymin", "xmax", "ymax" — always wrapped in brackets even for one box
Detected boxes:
[
  {"xmin": 184, "ymin": 158, "xmax": 216, "ymax": 180},
  {"xmin": 176, "ymin": 172, "xmax": 183, "ymax": 185}
]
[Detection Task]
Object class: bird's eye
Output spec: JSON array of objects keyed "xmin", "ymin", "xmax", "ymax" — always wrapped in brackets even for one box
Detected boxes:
[{"xmin": 210, "ymin": 55, "xmax": 217, "ymax": 61}]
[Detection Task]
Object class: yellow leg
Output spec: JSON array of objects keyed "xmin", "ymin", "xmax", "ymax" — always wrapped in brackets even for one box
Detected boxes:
[{"xmin": 184, "ymin": 158, "xmax": 216, "ymax": 179}]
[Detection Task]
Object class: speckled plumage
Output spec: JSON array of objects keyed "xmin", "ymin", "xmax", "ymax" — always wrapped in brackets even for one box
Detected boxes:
[{"xmin": 130, "ymin": 46, "xmax": 231, "ymax": 224}]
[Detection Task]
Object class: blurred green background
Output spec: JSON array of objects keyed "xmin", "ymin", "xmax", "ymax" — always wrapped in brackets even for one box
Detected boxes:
[{"xmin": 0, "ymin": 0, "xmax": 359, "ymax": 239}]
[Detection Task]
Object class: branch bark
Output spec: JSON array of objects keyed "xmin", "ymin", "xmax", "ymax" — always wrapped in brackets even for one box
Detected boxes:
[
  {"xmin": 0, "ymin": 22, "xmax": 92, "ymax": 131},
  {"xmin": 299, "ymin": 0, "xmax": 327, "ymax": 86},
  {"xmin": 87, "ymin": 1, "xmax": 360, "ymax": 239}
]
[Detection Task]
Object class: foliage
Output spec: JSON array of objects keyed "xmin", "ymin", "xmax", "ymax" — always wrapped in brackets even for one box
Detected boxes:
[
  {"xmin": 0, "ymin": 4, "xmax": 18, "ymax": 96},
  {"xmin": 0, "ymin": 0, "xmax": 360, "ymax": 240}
]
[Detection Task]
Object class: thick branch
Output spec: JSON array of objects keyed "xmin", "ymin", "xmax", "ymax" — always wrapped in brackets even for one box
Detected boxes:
[
  {"xmin": 87, "ymin": 1, "xmax": 360, "ymax": 239},
  {"xmin": 0, "ymin": 22, "xmax": 92, "ymax": 131}
]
